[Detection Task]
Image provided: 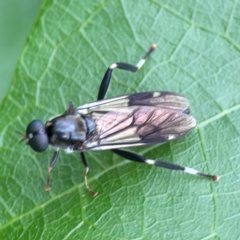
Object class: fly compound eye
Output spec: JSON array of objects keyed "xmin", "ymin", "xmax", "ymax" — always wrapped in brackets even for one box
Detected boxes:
[{"xmin": 26, "ymin": 120, "xmax": 49, "ymax": 152}]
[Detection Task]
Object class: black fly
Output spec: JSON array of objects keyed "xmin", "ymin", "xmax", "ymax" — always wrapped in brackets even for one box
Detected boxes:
[{"xmin": 18, "ymin": 45, "xmax": 219, "ymax": 196}]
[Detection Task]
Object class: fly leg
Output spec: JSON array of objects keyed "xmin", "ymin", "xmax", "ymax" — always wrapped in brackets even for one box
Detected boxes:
[
  {"xmin": 80, "ymin": 152, "xmax": 98, "ymax": 197},
  {"xmin": 112, "ymin": 149, "xmax": 219, "ymax": 182},
  {"xmin": 45, "ymin": 149, "xmax": 60, "ymax": 190},
  {"xmin": 97, "ymin": 44, "xmax": 157, "ymax": 100}
]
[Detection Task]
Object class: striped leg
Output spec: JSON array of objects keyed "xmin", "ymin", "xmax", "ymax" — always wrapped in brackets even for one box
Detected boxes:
[
  {"xmin": 97, "ymin": 44, "xmax": 157, "ymax": 100},
  {"xmin": 112, "ymin": 149, "xmax": 219, "ymax": 182}
]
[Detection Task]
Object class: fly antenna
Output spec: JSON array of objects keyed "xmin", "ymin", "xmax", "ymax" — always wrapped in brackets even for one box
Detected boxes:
[{"xmin": 15, "ymin": 131, "xmax": 28, "ymax": 143}]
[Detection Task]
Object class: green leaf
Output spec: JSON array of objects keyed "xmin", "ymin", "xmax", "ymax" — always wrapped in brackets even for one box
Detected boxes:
[{"xmin": 1, "ymin": 0, "xmax": 240, "ymax": 239}]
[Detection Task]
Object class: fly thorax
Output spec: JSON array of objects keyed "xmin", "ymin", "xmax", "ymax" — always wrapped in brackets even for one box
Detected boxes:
[{"xmin": 46, "ymin": 114, "xmax": 88, "ymax": 147}]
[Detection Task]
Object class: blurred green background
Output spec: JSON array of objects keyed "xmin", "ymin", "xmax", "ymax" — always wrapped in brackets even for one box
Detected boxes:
[{"xmin": 0, "ymin": 0, "xmax": 42, "ymax": 103}]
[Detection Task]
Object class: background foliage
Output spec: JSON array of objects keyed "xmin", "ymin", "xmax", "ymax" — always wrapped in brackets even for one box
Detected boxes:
[
  {"xmin": 0, "ymin": 0, "xmax": 42, "ymax": 102},
  {"xmin": 0, "ymin": 0, "xmax": 240, "ymax": 239}
]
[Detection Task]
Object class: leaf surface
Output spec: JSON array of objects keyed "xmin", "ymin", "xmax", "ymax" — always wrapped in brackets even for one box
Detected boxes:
[{"xmin": 1, "ymin": 0, "xmax": 240, "ymax": 239}]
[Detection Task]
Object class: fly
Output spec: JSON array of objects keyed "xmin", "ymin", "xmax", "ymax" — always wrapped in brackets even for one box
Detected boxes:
[{"xmin": 18, "ymin": 45, "xmax": 219, "ymax": 196}]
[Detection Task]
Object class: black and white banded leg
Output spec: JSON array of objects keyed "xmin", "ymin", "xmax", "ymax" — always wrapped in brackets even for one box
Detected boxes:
[
  {"xmin": 112, "ymin": 149, "xmax": 219, "ymax": 182},
  {"xmin": 97, "ymin": 44, "xmax": 157, "ymax": 100}
]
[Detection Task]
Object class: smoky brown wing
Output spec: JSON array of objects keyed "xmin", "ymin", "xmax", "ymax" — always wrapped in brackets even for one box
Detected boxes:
[
  {"xmin": 77, "ymin": 91, "xmax": 190, "ymax": 114},
  {"xmin": 84, "ymin": 106, "xmax": 196, "ymax": 150},
  {"xmin": 128, "ymin": 92, "xmax": 190, "ymax": 112}
]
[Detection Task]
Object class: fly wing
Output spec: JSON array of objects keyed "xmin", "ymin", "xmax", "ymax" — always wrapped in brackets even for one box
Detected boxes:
[
  {"xmin": 83, "ymin": 106, "xmax": 196, "ymax": 150},
  {"xmin": 77, "ymin": 91, "xmax": 190, "ymax": 114},
  {"xmin": 128, "ymin": 92, "xmax": 190, "ymax": 112}
]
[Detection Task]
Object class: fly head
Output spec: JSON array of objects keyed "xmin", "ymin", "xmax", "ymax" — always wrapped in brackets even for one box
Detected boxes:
[{"xmin": 18, "ymin": 120, "xmax": 49, "ymax": 152}]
